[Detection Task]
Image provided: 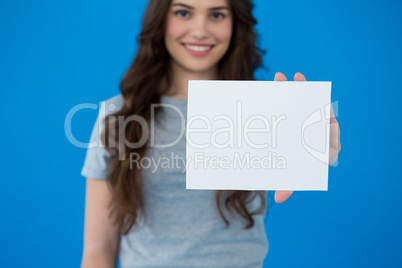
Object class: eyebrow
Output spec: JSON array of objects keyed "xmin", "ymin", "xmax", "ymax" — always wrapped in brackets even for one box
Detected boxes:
[{"xmin": 171, "ymin": 3, "xmax": 230, "ymax": 11}]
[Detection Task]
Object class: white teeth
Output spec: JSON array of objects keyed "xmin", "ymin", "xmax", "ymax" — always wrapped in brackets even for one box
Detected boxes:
[{"xmin": 184, "ymin": 44, "xmax": 212, "ymax": 52}]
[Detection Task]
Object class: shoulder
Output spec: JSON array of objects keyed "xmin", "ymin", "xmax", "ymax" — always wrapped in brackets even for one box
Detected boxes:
[
  {"xmin": 100, "ymin": 93, "xmax": 125, "ymax": 116},
  {"xmin": 91, "ymin": 93, "xmax": 125, "ymax": 128},
  {"xmin": 95, "ymin": 94, "xmax": 125, "ymax": 124}
]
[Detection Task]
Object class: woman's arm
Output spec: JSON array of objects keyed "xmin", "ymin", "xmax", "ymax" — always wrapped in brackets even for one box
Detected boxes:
[{"xmin": 81, "ymin": 178, "xmax": 120, "ymax": 268}]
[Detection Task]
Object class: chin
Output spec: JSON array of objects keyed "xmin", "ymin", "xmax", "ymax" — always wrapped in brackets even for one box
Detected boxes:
[
  {"xmin": 171, "ymin": 54, "xmax": 219, "ymax": 74},
  {"xmin": 184, "ymin": 61, "xmax": 218, "ymax": 73}
]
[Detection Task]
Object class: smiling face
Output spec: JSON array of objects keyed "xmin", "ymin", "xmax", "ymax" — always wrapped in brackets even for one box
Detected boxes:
[{"xmin": 164, "ymin": 0, "xmax": 233, "ymax": 75}]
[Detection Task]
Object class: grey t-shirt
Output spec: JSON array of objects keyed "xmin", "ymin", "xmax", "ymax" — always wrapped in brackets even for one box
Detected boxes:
[{"xmin": 81, "ymin": 94, "xmax": 269, "ymax": 267}]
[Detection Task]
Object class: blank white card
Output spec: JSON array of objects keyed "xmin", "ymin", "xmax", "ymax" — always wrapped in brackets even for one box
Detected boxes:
[{"xmin": 185, "ymin": 80, "xmax": 332, "ymax": 191}]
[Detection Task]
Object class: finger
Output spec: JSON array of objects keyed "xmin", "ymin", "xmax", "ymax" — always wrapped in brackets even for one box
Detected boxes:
[
  {"xmin": 274, "ymin": 190, "xmax": 294, "ymax": 203},
  {"xmin": 294, "ymin": 72, "xmax": 306, "ymax": 81},
  {"xmin": 274, "ymin": 72, "xmax": 288, "ymax": 81},
  {"xmin": 329, "ymin": 103, "xmax": 340, "ymax": 125}
]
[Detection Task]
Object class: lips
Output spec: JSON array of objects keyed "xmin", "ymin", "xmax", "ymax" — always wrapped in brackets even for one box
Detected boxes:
[
  {"xmin": 184, "ymin": 44, "xmax": 213, "ymax": 51},
  {"xmin": 181, "ymin": 43, "xmax": 214, "ymax": 57},
  {"xmin": 183, "ymin": 42, "xmax": 215, "ymax": 46}
]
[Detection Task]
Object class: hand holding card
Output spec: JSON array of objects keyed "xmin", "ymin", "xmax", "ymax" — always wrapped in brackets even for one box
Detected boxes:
[{"xmin": 186, "ymin": 74, "xmax": 341, "ymax": 204}]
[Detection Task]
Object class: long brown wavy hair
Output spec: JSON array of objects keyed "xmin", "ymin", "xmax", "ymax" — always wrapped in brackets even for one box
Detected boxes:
[{"xmin": 103, "ymin": 0, "xmax": 267, "ymax": 235}]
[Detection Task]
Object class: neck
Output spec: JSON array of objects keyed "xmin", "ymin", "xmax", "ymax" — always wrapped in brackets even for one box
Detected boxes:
[{"xmin": 166, "ymin": 60, "xmax": 219, "ymax": 99}]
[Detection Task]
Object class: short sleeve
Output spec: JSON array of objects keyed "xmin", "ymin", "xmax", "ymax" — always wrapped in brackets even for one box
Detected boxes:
[{"xmin": 81, "ymin": 101, "xmax": 114, "ymax": 180}]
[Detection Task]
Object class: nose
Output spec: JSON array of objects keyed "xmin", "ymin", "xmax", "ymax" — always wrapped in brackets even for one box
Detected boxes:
[{"xmin": 190, "ymin": 16, "xmax": 209, "ymax": 40}]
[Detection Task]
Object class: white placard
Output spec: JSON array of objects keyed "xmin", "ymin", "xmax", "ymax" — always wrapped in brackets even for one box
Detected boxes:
[{"xmin": 186, "ymin": 80, "xmax": 332, "ymax": 191}]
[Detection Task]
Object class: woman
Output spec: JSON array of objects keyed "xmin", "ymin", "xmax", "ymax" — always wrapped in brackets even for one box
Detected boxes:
[{"xmin": 80, "ymin": 0, "xmax": 341, "ymax": 267}]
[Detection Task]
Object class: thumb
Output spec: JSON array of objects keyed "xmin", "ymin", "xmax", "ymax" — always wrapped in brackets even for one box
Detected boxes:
[{"xmin": 274, "ymin": 190, "xmax": 294, "ymax": 203}]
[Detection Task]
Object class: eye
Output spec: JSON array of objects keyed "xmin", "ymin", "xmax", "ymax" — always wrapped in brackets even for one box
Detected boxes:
[
  {"xmin": 210, "ymin": 12, "xmax": 225, "ymax": 20},
  {"xmin": 174, "ymin": 10, "xmax": 190, "ymax": 18}
]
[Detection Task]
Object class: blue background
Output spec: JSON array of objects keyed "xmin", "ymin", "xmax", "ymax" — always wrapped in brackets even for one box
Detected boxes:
[{"xmin": 1, "ymin": 0, "xmax": 401, "ymax": 267}]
